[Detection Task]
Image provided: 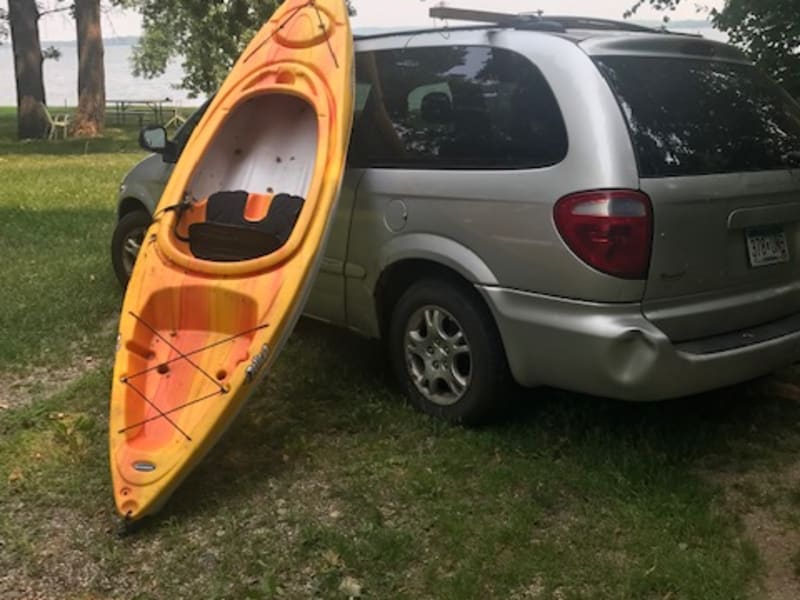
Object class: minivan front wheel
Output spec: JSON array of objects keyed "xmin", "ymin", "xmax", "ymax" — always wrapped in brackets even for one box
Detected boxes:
[
  {"xmin": 111, "ymin": 210, "xmax": 152, "ymax": 288},
  {"xmin": 389, "ymin": 279, "xmax": 511, "ymax": 425}
]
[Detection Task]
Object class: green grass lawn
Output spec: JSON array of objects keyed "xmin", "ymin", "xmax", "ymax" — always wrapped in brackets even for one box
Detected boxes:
[{"xmin": 1, "ymin": 109, "xmax": 800, "ymax": 599}]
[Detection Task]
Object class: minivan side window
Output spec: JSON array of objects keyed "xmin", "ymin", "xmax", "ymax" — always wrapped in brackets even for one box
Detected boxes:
[{"xmin": 349, "ymin": 46, "xmax": 568, "ymax": 169}]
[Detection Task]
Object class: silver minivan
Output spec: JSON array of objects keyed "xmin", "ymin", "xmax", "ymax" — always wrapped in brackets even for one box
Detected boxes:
[{"xmin": 113, "ymin": 14, "xmax": 800, "ymax": 423}]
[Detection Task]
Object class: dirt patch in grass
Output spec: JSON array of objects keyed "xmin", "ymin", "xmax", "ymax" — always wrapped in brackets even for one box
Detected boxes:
[
  {"xmin": 0, "ymin": 318, "xmax": 117, "ymax": 411},
  {"xmin": 705, "ymin": 377, "xmax": 800, "ymax": 600},
  {"xmin": 741, "ymin": 507, "xmax": 800, "ymax": 600},
  {"xmin": 0, "ymin": 360, "xmax": 97, "ymax": 411},
  {"xmin": 0, "ymin": 507, "xmax": 110, "ymax": 600}
]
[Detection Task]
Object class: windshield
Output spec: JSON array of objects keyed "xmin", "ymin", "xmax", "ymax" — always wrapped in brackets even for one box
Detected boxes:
[
  {"xmin": 595, "ymin": 56, "xmax": 800, "ymax": 178},
  {"xmin": 173, "ymin": 97, "xmax": 213, "ymax": 151}
]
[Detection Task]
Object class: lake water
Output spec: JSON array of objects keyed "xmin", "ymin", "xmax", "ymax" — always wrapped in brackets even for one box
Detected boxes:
[
  {"xmin": 0, "ymin": 42, "xmax": 200, "ymax": 108},
  {"xmin": 1, "ymin": 27, "xmax": 727, "ymax": 109}
]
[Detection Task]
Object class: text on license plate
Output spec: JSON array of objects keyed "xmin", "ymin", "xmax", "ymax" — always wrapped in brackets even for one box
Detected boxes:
[{"xmin": 746, "ymin": 228, "xmax": 790, "ymax": 268}]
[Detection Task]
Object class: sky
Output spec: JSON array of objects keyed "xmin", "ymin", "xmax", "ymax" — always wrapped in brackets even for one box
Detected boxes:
[{"xmin": 0, "ymin": 0, "xmax": 723, "ymax": 42}]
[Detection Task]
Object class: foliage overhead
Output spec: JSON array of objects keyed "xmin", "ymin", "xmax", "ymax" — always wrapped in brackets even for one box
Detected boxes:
[
  {"xmin": 1, "ymin": 1, "xmax": 65, "ymax": 55},
  {"xmin": 0, "ymin": 9, "xmax": 7, "ymax": 42},
  {"xmin": 116, "ymin": 0, "xmax": 356, "ymax": 98},
  {"xmin": 627, "ymin": 0, "xmax": 800, "ymax": 96}
]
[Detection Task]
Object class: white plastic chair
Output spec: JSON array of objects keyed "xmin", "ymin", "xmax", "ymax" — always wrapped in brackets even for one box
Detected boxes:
[
  {"xmin": 164, "ymin": 103, "xmax": 187, "ymax": 132},
  {"xmin": 43, "ymin": 103, "xmax": 70, "ymax": 140}
]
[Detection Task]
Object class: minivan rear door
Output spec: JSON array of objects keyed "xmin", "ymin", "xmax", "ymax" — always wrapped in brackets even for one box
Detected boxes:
[{"xmin": 592, "ymin": 46, "xmax": 800, "ymax": 342}]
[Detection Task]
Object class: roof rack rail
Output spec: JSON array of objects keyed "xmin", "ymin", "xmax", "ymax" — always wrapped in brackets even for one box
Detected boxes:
[
  {"xmin": 429, "ymin": 7, "xmax": 664, "ymax": 35},
  {"xmin": 528, "ymin": 15, "xmax": 657, "ymax": 33},
  {"xmin": 354, "ymin": 24, "xmax": 513, "ymax": 42},
  {"xmin": 428, "ymin": 7, "xmax": 566, "ymax": 33}
]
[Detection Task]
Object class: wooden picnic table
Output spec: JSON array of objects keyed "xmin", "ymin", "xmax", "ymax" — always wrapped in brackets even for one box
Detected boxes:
[{"xmin": 107, "ymin": 98, "xmax": 171, "ymax": 126}]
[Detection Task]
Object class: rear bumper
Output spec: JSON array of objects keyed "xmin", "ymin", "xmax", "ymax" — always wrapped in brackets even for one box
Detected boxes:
[{"xmin": 480, "ymin": 286, "xmax": 800, "ymax": 401}]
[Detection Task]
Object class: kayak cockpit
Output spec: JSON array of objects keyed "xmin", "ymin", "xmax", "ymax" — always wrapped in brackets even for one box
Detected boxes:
[{"xmin": 168, "ymin": 93, "xmax": 318, "ymax": 263}]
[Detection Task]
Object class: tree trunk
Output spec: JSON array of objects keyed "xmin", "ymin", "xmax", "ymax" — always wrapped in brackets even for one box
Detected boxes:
[
  {"xmin": 8, "ymin": 0, "xmax": 48, "ymax": 139},
  {"xmin": 71, "ymin": 0, "xmax": 106, "ymax": 137}
]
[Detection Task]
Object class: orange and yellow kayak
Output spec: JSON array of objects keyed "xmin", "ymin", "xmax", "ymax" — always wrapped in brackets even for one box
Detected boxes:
[{"xmin": 109, "ymin": 0, "xmax": 354, "ymax": 521}]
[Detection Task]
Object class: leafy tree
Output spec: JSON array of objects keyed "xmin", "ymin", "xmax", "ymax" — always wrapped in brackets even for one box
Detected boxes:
[
  {"xmin": 627, "ymin": 0, "xmax": 800, "ymax": 96},
  {"xmin": 116, "ymin": 0, "xmax": 355, "ymax": 97},
  {"xmin": 1, "ymin": 8, "xmax": 8, "ymax": 42}
]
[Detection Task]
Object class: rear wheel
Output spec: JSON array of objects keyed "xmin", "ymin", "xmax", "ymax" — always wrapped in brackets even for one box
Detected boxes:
[
  {"xmin": 388, "ymin": 278, "xmax": 511, "ymax": 425},
  {"xmin": 111, "ymin": 210, "xmax": 151, "ymax": 288}
]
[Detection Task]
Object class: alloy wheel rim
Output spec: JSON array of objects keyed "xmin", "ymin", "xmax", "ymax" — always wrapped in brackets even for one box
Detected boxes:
[
  {"xmin": 404, "ymin": 305, "xmax": 472, "ymax": 407},
  {"xmin": 122, "ymin": 226, "xmax": 146, "ymax": 276}
]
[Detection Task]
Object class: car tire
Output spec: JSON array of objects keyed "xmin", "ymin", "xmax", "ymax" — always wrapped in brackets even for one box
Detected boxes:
[
  {"xmin": 388, "ymin": 278, "xmax": 512, "ymax": 425},
  {"xmin": 111, "ymin": 210, "xmax": 152, "ymax": 288}
]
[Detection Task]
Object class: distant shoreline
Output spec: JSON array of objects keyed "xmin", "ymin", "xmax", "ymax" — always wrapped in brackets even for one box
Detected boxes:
[
  {"xmin": 0, "ymin": 43, "xmax": 195, "ymax": 107},
  {"xmin": 39, "ymin": 35, "xmax": 141, "ymax": 47}
]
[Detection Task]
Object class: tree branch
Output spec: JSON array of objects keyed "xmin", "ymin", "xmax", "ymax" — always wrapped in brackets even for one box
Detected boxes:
[{"xmin": 38, "ymin": 6, "xmax": 74, "ymax": 18}]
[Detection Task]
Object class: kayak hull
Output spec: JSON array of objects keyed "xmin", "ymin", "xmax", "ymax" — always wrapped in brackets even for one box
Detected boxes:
[{"xmin": 109, "ymin": 0, "xmax": 354, "ymax": 521}]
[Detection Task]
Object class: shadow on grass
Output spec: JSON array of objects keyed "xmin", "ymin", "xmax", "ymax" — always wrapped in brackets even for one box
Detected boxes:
[
  {"xmin": 0, "ymin": 108, "xmax": 195, "ymax": 156},
  {"xmin": 0, "ymin": 132, "xmax": 144, "ymax": 156},
  {"xmin": 0, "ymin": 207, "xmax": 121, "ymax": 367},
  {"xmin": 0, "ymin": 109, "xmax": 144, "ymax": 156},
  {"xmin": 147, "ymin": 316, "xmax": 800, "ymax": 524},
  {"xmin": 505, "ymin": 373, "xmax": 800, "ymax": 474}
]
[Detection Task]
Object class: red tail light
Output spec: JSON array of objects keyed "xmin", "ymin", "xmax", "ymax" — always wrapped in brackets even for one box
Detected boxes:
[{"xmin": 554, "ymin": 190, "xmax": 653, "ymax": 280}]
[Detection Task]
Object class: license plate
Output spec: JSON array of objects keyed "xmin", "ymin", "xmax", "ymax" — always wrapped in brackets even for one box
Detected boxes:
[{"xmin": 746, "ymin": 227, "xmax": 790, "ymax": 268}]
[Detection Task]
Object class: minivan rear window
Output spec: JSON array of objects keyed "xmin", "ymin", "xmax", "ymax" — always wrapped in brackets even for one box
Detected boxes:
[{"xmin": 595, "ymin": 56, "xmax": 800, "ymax": 178}]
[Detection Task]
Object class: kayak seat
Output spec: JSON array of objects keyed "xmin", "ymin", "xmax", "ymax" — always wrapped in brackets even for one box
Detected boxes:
[{"xmin": 189, "ymin": 190, "xmax": 305, "ymax": 262}]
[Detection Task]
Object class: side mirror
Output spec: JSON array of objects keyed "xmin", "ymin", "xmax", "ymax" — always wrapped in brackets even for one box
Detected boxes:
[
  {"xmin": 139, "ymin": 125, "xmax": 179, "ymax": 163},
  {"xmin": 139, "ymin": 125, "xmax": 168, "ymax": 152}
]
